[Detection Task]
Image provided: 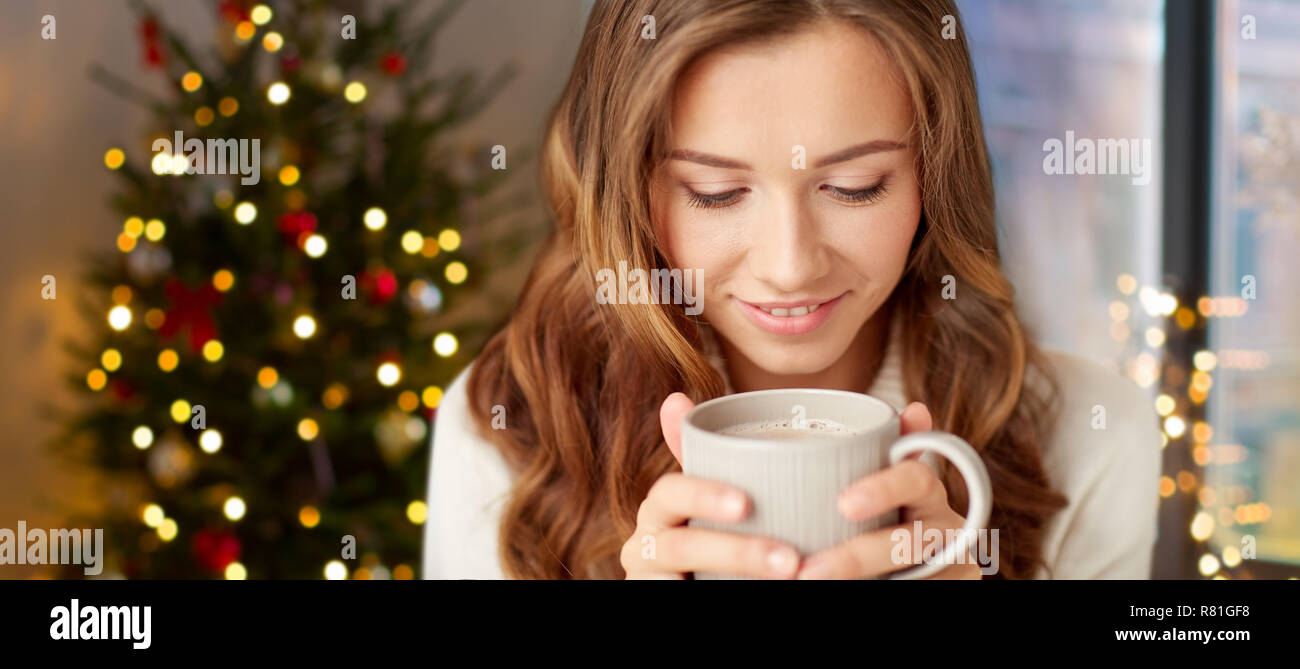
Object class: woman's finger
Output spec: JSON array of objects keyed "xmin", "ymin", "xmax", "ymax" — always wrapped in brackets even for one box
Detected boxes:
[
  {"xmin": 659, "ymin": 392, "xmax": 695, "ymax": 464},
  {"xmin": 642, "ymin": 526, "xmax": 801, "ymax": 579},
  {"xmin": 899, "ymin": 401, "xmax": 932, "ymax": 435},
  {"xmin": 636, "ymin": 472, "xmax": 749, "ymax": 531},
  {"xmin": 838, "ymin": 458, "xmax": 949, "ymax": 521},
  {"xmin": 795, "ymin": 524, "xmax": 901, "ymax": 579}
]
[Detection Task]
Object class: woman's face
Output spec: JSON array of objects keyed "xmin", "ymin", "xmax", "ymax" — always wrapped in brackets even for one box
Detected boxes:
[{"xmin": 651, "ymin": 20, "xmax": 922, "ymax": 376}]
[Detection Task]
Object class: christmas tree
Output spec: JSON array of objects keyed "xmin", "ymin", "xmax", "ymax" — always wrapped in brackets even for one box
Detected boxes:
[{"xmin": 50, "ymin": 0, "xmax": 539, "ymax": 579}]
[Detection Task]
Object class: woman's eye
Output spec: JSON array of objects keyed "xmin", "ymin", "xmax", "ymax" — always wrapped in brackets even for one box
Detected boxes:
[
  {"xmin": 824, "ymin": 182, "xmax": 888, "ymax": 205},
  {"xmin": 685, "ymin": 187, "xmax": 744, "ymax": 210}
]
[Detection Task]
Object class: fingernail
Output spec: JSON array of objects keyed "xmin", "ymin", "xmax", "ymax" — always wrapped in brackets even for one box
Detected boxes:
[
  {"xmin": 797, "ymin": 557, "xmax": 829, "ymax": 580},
  {"xmin": 838, "ymin": 490, "xmax": 867, "ymax": 517},
  {"xmin": 768, "ymin": 547, "xmax": 798, "ymax": 576},
  {"xmin": 722, "ymin": 491, "xmax": 746, "ymax": 518}
]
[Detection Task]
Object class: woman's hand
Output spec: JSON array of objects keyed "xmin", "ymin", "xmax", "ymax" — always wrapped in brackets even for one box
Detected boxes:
[
  {"xmin": 794, "ymin": 402, "xmax": 982, "ymax": 580},
  {"xmin": 619, "ymin": 393, "xmax": 802, "ymax": 580}
]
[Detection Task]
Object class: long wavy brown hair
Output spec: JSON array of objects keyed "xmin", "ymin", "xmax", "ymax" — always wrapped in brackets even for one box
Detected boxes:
[{"xmin": 466, "ymin": 0, "xmax": 1068, "ymax": 579}]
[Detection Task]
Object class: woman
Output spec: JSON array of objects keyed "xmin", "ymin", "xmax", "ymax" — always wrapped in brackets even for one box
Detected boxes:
[{"xmin": 422, "ymin": 0, "xmax": 1161, "ymax": 579}]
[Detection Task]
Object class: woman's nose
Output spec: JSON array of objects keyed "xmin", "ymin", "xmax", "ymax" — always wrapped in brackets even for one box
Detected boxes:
[{"xmin": 747, "ymin": 193, "xmax": 830, "ymax": 293}]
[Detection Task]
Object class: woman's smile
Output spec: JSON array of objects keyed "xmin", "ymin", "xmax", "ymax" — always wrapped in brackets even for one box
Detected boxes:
[{"xmin": 733, "ymin": 292, "xmax": 846, "ymax": 335}]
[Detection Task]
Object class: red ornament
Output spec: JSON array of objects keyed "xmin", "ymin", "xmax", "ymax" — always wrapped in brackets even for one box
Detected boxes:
[
  {"xmin": 140, "ymin": 17, "xmax": 160, "ymax": 41},
  {"xmin": 359, "ymin": 268, "xmax": 398, "ymax": 304},
  {"xmin": 277, "ymin": 212, "xmax": 317, "ymax": 246},
  {"xmin": 381, "ymin": 51, "xmax": 407, "ymax": 76},
  {"xmin": 144, "ymin": 45, "xmax": 165, "ymax": 68},
  {"xmin": 140, "ymin": 17, "xmax": 164, "ymax": 68},
  {"xmin": 109, "ymin": 379, "xmax": 136, "ymax": 401},
  {"xmin": 192, "ymin": 528, "xmax": 242, "ymax": 573},
  {"xmin": 218, "ymin": 0, "xmax": 250, "ymax": 25},
  {"xmin": 280, "ymin": 53, "xmax": 301, "ymax": 73},
  {"xmin": 158, "ymin": 278, "xmax": 224, "ymax": 353}
]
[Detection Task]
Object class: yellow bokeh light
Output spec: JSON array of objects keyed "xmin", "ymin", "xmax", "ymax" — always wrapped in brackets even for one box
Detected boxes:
[
  {"xmin": 1190, "ymin": 511, "xmax": 1215, "ymax": 541},
  {"xmin": 117, "ymin": 233, "xmax": 137, "ymax": 253},
  {"xmin": 1192, "ymin": 421, "xmax": 1213, "ymax": 443},
  {"xmin": 124, "ymin": 216, "xmax": 145, "ymax": 238},
  {"xmin": 393, "ymin": 565, "xmax": 413, "ymax": 580},
  {"xmin": 1164, "ymin": 416, "xmax": 1186, "ymax": 439},
  {"xmin": 142, "ymin": 504, "xmax": 164, "ymax": 527},
  {"xmin": 170, "ymin": 399, "xmax": 192, "ymax": 423},
  {"xmin": 1198, "ymin": 553, "xmax": 1221, "ymax": 577},
  {"xmin": 420, "ymin": 237, "xmax": 440, "ymax": 258},
  {"xmin": 202, "ymin": 339, "xmax": 224, "ymax": 362},
  {"xmin": 438, "ymin": 229, "xmax": 461, "ymax": 251},
  {"xmin": 132, "ymin": 425, "xmax": 154, "ymax": 449},
  {"xmin": 401, "ymin": 230, "xmax": 424, "ymax": 254},
  {"xmin": 322, "ymin": 383, "xmax": 348, "ymax": 410},
  {"xmin": 144, "ymin": 218, "xmax": 166, "ymax": 241},
  {"xmin": 157, "ymin": 349, "xmax": 179, "ymax": 372},
  {"xmin": 234, "ymin": 202, "xmax": 257, "ymax": 224},
  {"xmin": 181, "ymin": 71, "xmax": 203, "ymax": 92},
  {"xmin": 250, "ymin": 4, "xmax": 272, "ymax": 25},
  {"xmin": 213, "ymin": 269, "xmax": 235, "ymax": 292},
  {"xmin": 101, "ymin": 349, "xmax": 122, "ymax": 372},
  {"xmin": 1193, "ymin": 350, "xmax": 1218, "ymax": 371},
  {"xmin": 1144, "ymin": 327, "xmax": 1165, "ymax": 348},
  {"xmin": 157, "ymin": 518, "xmax": 178, "ymax": 542},
  {"xmin": 218, "ymin": 97, "xmax": 239, "ymax": 117},
  {"xmin": 297, "ymin": 418, "xmax": 319, "ymax": 441},
  {"xmin": 324, "ymin": 560, "xmax": 347, "ymax": 580},
  {"xmin": 223, "ymin": 496, "xmax": 246, "ymax": 521},
  {"xmin": 279, "ymin": 165, "xmax": 300, "ymax": 186},
  {"xmin": 262, "ymin": 31, "xmax": 283, "ymax": 52},
  {"xmin": 111, "ymin": 285, "xmax": 133, "ymax": 304},
  {"xmin": 150, "ymin": 151, "xmax": 171, "ymax": 175},
  {"xmin": 104, "ymin": 148, "xmax": 125, "ymax": 169},
  {"xmin": 108, "ymin": 305, "xmax": 132, "ymax": 331},
  {"xmin": 86, "ymin": 369, "xmax": 108, "ymax": 391},
  {"xmin": 406, "ymin": 500, "xmax": 428, "ymax": 525},
  {"xmin": 199, "ymin": 429, "xmax": 223, "ymax": 454},
  {"xmin": 1116, "ymin": 274, "xmax": 1137, "ymax": 295},
  {"xmin": 421, "ymin": 385, "xmax": 443, "ymax": 408},
  {"xmin": 1154, "ymin": 394, "xmax": 1175, "ymax": 416},
  {"xmin": 376, "ymin": 362, "xmax": 401, "ymax": 387},
  {"xmin": 299, "ymin": 505, "xmax": 321, "ymax": 528},
  {"xmin": 1222, "ymin": 545, "xmax": 1242, "ymax": 568},
  {"xmin": 293, "ymin": 315, "xmax": 317, "ymax": 339},
  {"xmin": 397, "ymin": 390, "xmax": 419, "ymax": 412},
  {"xmin": 257, "ymin": 366, "xmax": 278, "ymax": 389},
  {"xmin": 445, "ymin": 261, "xmax": 468, "ymax": 284},
  {"xmin": 145, "ymin": 308, "xmax": 166, "ymax": 329},
  {"xmin": 235, "ymin": 20, "xmax": 256, "ymax": 41},
  {"xmin": 432, "ymin": 332, "xmax": 458, "ymax": 357},
  {"xmin": 267, "ymin": 81, "xmax": 291, "ymax": 105},
  {"xmin": 363, "ymin": 207, "xmax": 387, "ymax": 230},
  {"xmin": 1158, "ymin": 476, "xmax": 1176, "ymax": 498},
  {"xmin": 344, "ymin": 81, "xmax": 367, "ymax": 103},
  {"xmin": 225, "ymin": 562, "xmax": 247, "ymax": 580},
  {"xmin": 303, "ymin": 234, "xmax": 327, "ymax": 258},
  {"xmin": 195, "ymin": 106, "xmax": 215, "ymax": 126}
]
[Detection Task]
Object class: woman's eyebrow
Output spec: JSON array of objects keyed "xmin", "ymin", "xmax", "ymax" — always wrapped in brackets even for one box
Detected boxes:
[{"xmin": 669, "ymin": 139, "xmax": 908, "ymax": 170}]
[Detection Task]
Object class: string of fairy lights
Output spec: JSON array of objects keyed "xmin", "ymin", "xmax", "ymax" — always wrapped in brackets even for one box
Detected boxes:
[
  {"xmin": 1109, "ymin": 273, "xmax": 1282, "ymax": 579},
  {"xmin": 88, "ymin": 4, "xmax": 465, "ymax": 580}
]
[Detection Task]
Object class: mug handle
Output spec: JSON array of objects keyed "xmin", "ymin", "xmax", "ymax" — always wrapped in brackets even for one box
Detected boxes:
[{"xmin": 884, "ymin": 431, "xmax": 992, "ymax": 580}]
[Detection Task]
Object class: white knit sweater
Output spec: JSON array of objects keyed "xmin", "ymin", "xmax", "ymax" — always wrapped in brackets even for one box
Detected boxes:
[{"xmin": 421, "ymin": 325, "xmax": 1162, "ymax": 579}]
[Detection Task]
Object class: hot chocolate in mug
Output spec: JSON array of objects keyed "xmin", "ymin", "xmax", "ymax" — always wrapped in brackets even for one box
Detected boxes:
[{"xmin": 681, "ymin": 388, "xmax": 992, "ymax": 579}]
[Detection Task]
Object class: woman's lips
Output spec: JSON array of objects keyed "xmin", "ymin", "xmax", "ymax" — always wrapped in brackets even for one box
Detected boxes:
[{"xmin": 734, "ymin": 293, "xmax": 844, "ymax": 335}]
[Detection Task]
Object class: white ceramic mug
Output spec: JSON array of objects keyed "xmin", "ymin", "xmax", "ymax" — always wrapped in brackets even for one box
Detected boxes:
[{"xmin": 682, "ymin": 388, "xmax": 992, "ymax": 579}]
